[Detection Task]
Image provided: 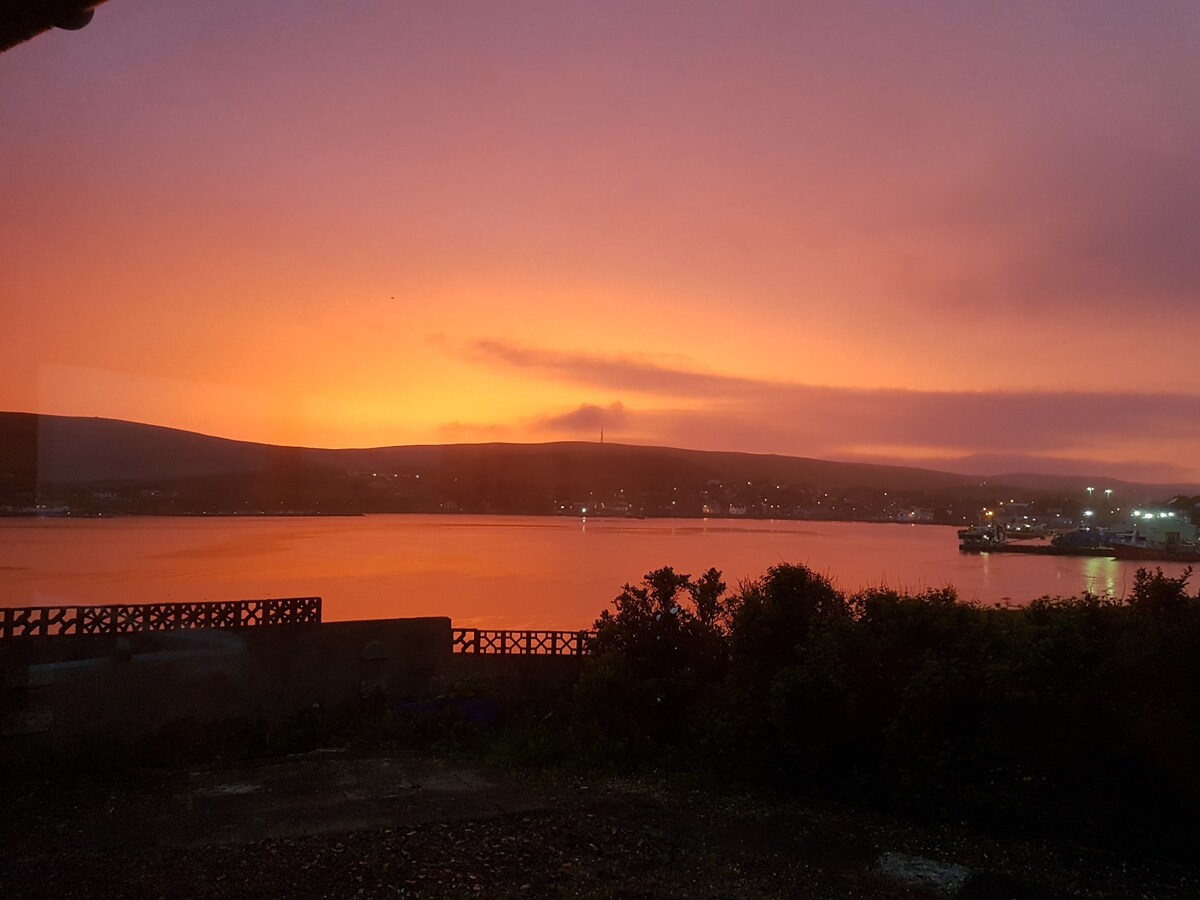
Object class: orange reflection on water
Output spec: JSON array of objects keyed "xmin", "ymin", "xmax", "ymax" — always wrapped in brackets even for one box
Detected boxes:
[{"xmin": 2, "ymin": 516, "xmax": 1192, "ymax": 629}]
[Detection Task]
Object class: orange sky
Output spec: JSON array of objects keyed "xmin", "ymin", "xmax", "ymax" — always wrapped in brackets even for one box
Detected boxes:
[{"xmin": 3, "ymin": 2, "xmax": 1200, "ymax": 483}]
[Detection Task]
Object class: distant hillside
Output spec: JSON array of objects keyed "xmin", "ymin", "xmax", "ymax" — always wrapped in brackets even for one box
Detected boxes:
[
  {"xmin": 0, "ymin": 412, "xmax": 280, "ymax": 483},
  {"xmin": 1, "ymin": 412, "xmax": 1194, "ymax": 517},
  {"xmin": 2, "ymin": 411, "xmax": 975, "ymax": 490},
  {"xmin": 320, "ymin": 441, "xmax": 982, "ymax": 493}
]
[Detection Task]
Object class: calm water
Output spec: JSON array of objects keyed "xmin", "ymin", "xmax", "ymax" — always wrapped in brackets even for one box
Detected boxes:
[{"xmin": 0, "ymin": 515, "xmax": 1189, "ymax": 629}]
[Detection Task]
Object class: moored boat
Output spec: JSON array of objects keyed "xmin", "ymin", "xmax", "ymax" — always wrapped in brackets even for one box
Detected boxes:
[
  {"xmin": 958, "ymin": 522, "xmax": 1200, "ymax": 562},
  {"xmin": 1050, "ymin": 527, "xmax": 1110, "ymax": 550},
  {"xmin": 958, "ymin": 522, "xmax": 1006, "ymax": 551}
]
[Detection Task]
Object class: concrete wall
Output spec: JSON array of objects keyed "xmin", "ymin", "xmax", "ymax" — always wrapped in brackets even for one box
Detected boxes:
[{"xmin": 0, "ymin": 617, "xmax": 451, "ymax": 761}]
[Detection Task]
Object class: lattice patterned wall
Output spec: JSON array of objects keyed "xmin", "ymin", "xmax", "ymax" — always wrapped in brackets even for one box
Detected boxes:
[
  {"xmin": 0, "ymin": 597, "xmax": 322, "ymax": 638},
  {"xmin": 451, "ymin": 628, "xmax": 595, "ymax": 656}
]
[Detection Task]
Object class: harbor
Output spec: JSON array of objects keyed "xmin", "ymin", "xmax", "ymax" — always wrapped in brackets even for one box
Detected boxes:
[{"xmin": 959, "ymin": 496, "xmax": 1200, "ymax": 563}]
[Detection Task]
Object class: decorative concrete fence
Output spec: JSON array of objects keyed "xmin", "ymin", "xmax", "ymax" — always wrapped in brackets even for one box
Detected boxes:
[
  {"xmin": 451, "ymin": 628, "xmax": 594, "ymax": 656},
  {"xmin": 0, "ymin": 597, "xmax": 322, "ymax": 639}
]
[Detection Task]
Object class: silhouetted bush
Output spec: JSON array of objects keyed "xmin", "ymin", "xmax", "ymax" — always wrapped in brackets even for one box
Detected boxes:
[
  {"xmin": 568, "ymin": 563, "xmax": 1200, "ymax": 852},
  {"xmin": 572, "ymin": 567, "xmax": 729, "ymax": 767},
  {"xmin": 1128, "ymin": 565, "xmax": 1194, "ymax": 617},
  {"xmin": 728, "ymin": 563, "xmax": 848, "ymax": 673}
]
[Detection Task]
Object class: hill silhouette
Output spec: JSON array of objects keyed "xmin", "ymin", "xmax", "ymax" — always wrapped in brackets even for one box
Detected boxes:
[{"xmin": 2, "ymin": 412, "xmax": 1193, "ymax": 516}]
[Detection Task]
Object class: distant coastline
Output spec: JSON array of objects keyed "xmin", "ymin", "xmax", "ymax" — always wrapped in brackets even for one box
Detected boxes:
[{"xmin": 3, "ymin": 411, "xmax": 1197, "ymax": 527}]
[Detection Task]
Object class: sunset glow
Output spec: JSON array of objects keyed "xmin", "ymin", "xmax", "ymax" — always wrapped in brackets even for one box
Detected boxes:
[{"xmin": 3, "ymin": 2, "xmax": 1199, "ymax": 482}]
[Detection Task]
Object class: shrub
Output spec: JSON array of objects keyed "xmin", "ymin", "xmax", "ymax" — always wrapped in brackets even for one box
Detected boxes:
[
  {"xmin": 559, "ymin": 560, "xmax": 1200, "ymax": 852},
  {"xmin": 728, "ymin": 563, "xmax": 847, "ymax": 674},
  {"xmin": 574, "ymin": 567, "xmax": 730, "ymax": 765}
]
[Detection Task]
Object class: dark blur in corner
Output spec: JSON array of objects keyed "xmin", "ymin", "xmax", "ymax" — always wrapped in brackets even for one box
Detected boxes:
[{"xmin": 0, "ymin": 1, "xmax": 108, "ymax": 53}]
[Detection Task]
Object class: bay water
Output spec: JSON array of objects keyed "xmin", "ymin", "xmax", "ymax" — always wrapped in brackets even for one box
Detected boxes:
[{"xmin": 1, "ymin": 515, "xmax": 1187, "ymax": 629}]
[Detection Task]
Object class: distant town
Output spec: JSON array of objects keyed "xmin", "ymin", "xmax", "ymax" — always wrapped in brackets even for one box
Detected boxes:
[{"xmin": 9, "ymin": 480, "xmax": 1199, "ymax": 532}]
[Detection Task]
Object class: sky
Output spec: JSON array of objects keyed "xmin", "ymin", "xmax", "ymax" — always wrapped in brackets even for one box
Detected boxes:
[{"xmin": 2, "ymin": 1, "xmax": 1199, "ymax": 484}]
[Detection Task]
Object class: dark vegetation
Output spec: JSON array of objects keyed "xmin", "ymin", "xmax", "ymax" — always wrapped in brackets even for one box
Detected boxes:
[{"xmin": 524, "ymin": 564, "xmax": 1200, "ymax": 858}]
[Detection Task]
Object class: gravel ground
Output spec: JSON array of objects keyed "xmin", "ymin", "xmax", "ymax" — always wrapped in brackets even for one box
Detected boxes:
[{"xmin": 2, "ymin": 753, "xmax": 1197, "ymax": 899}]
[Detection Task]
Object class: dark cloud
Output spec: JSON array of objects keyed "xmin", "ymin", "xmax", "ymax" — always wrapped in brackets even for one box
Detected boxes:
[
  {"xmin": 553, "ymin": 403, "xmax": 1199, "ymax": 485},
  {"xmin": 446, "ymin": 398, "xmax": 1198, "ymax": 485},
  {"xmin": 467, "ymin": 339, "xmax": 760, "ymax": 398},
  {"xmin": 469, "ymin": 338, "xmax": 1199, "ymax": 444},
  {"xmin": 535, "ymin": 401, "xmax": 629, "ymax": 434},
  {"xmin": 788, "ymin": 388, "xmax": 1200, "ymax": 454},
  {"xmin": 455, "ymin": 340, "xmax": 1200, "ymax": 481}
]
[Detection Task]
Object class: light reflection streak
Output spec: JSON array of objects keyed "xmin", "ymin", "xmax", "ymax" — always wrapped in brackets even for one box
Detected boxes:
[{"xmin": 1081, "ymin": 555, "xmax": 1120, "ymax": 599}]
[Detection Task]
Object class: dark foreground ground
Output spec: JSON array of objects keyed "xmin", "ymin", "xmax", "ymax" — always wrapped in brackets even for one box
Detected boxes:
[{"xmin": 2, "ymin": 749, "xmax": 1196, "ymax": 899}]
